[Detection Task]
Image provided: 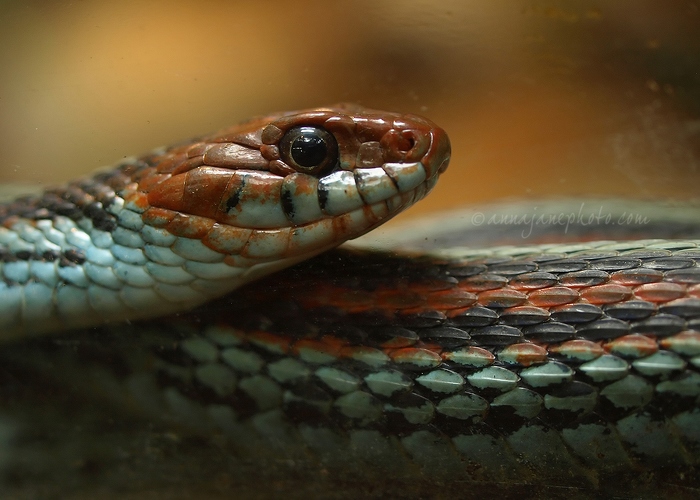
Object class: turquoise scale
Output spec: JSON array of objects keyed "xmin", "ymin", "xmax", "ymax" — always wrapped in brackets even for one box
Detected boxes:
[{"xmin": 578, "ymin": 354, "xmax": 629, "ymax": 382}]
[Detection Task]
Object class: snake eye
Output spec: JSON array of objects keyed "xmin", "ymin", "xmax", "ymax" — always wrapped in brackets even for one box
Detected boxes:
[{"xmin": 279, "ymin": 126, "xmax": 338, "ymax": 175}]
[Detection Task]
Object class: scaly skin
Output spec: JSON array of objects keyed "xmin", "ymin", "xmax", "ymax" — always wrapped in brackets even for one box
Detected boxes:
[{"xmin": 0, "ymin": 106, "xmax": 698, "ymax": 497}]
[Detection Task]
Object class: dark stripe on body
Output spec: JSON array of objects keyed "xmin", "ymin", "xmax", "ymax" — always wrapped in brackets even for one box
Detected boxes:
[
  {"xmin": 0, "ymin": 248, "xmax": 85, "ymax": 265},
  {"xmin": 0, "ymin": 158, "xmax": 148, "ymax": 231}
]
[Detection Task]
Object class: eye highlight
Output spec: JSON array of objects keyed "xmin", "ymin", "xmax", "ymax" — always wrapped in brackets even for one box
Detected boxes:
[{"xmin": 279, "ymin": 126, "xmax": 338, "ymax": 176}]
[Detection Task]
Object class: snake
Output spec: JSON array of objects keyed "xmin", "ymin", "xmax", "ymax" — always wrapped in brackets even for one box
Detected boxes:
[{"xmin": 0, "ymin": 104, "xmax": 699, "ymax": 498}]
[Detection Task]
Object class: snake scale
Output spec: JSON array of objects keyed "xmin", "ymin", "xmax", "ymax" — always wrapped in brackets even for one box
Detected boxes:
[{"xmin": 0, "ymin": 105, "xmax": 699, "ymax": 498}]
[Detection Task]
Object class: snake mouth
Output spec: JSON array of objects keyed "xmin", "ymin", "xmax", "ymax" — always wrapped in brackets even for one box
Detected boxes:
[{"xmin": 217, "ymin": 158, "xmax": 446, "ymax": 270}]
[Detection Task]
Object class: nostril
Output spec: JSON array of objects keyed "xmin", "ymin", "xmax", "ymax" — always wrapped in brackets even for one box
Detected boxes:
[
  {"xmin": 397, "ymin": 135, "xmax": 415, "ymax": 153},
  {"xmin": 380, "ymin": 129, "xmax": 423, "ymax": 161}
]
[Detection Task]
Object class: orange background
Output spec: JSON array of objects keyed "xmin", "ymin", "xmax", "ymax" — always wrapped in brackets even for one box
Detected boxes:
[{"xmin": 1, "ymin": 1, "xmax": 698, "ymax": 230}]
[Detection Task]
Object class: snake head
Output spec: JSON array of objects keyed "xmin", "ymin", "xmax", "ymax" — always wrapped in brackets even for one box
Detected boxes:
[{"xmin": 138, "ymin": 104, "xmax": 450, "ymax": 285}]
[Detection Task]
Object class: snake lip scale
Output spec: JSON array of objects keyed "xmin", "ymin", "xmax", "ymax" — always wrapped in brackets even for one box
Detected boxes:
[{"xmin": 0, "ymin": 103, "xmax": 450, "ymax": 338}]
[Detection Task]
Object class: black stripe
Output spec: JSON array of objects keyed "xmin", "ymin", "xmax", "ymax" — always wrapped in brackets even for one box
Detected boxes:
[
  {"xmin": 42, "ymin": 251, "xmax": 59, "ymax": 262},
  {"xmin": 0, "ymin": 249, "xmax": 67, "ymax": 264},
  {"xmin": 0, "ymin": 249, "xmax": 17, "ymax": 262},
  {"xmin": 0, "ymin": 188, "xmax": 118, "ymax": 232},
  {"xmin": 225, "ymin": 178, "xmax": 246, "ymax": 213},
  {"xmin": 14, "ymin": 250, "xmax": 33, "ymax": 261},
  {"xmin": 84, "ymin": 202, "xmax": 117, "ymax": 232},
  {"xmin": 281, "ymin": 186, "xmax": 295, "ymax": 220},
  {"xmin": 63, "ymin": 249, "xmax": 86, "ymax": 265},
  {"xmin": 317, "ymin": 182, "xmax": 329, "ymax": 212}
]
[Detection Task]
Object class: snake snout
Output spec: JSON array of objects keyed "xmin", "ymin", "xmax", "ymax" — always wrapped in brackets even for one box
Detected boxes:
[
  {"xmin": 381, "ymin": 114, "xmax": 450, "ymax": 180},
  {"xmin": 423, "ymin": 127, "xmax": 451, "ymax": 179}
]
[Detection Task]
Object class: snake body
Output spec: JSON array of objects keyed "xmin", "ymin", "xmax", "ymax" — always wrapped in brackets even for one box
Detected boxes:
[{"xmin": 0, "ymin": 106, "xmax": 699, "ymax": 497}]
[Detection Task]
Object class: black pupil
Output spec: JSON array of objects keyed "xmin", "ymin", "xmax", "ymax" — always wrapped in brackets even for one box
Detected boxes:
[{"xmin": 290, "ymin": 127, "xmax": 328, "ymax": 168}]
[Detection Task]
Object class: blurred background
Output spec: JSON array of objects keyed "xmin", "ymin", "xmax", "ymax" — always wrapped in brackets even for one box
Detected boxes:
[{"xmin": 0, "ymin": 0, "xmax": 699, "ymax": 225}]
